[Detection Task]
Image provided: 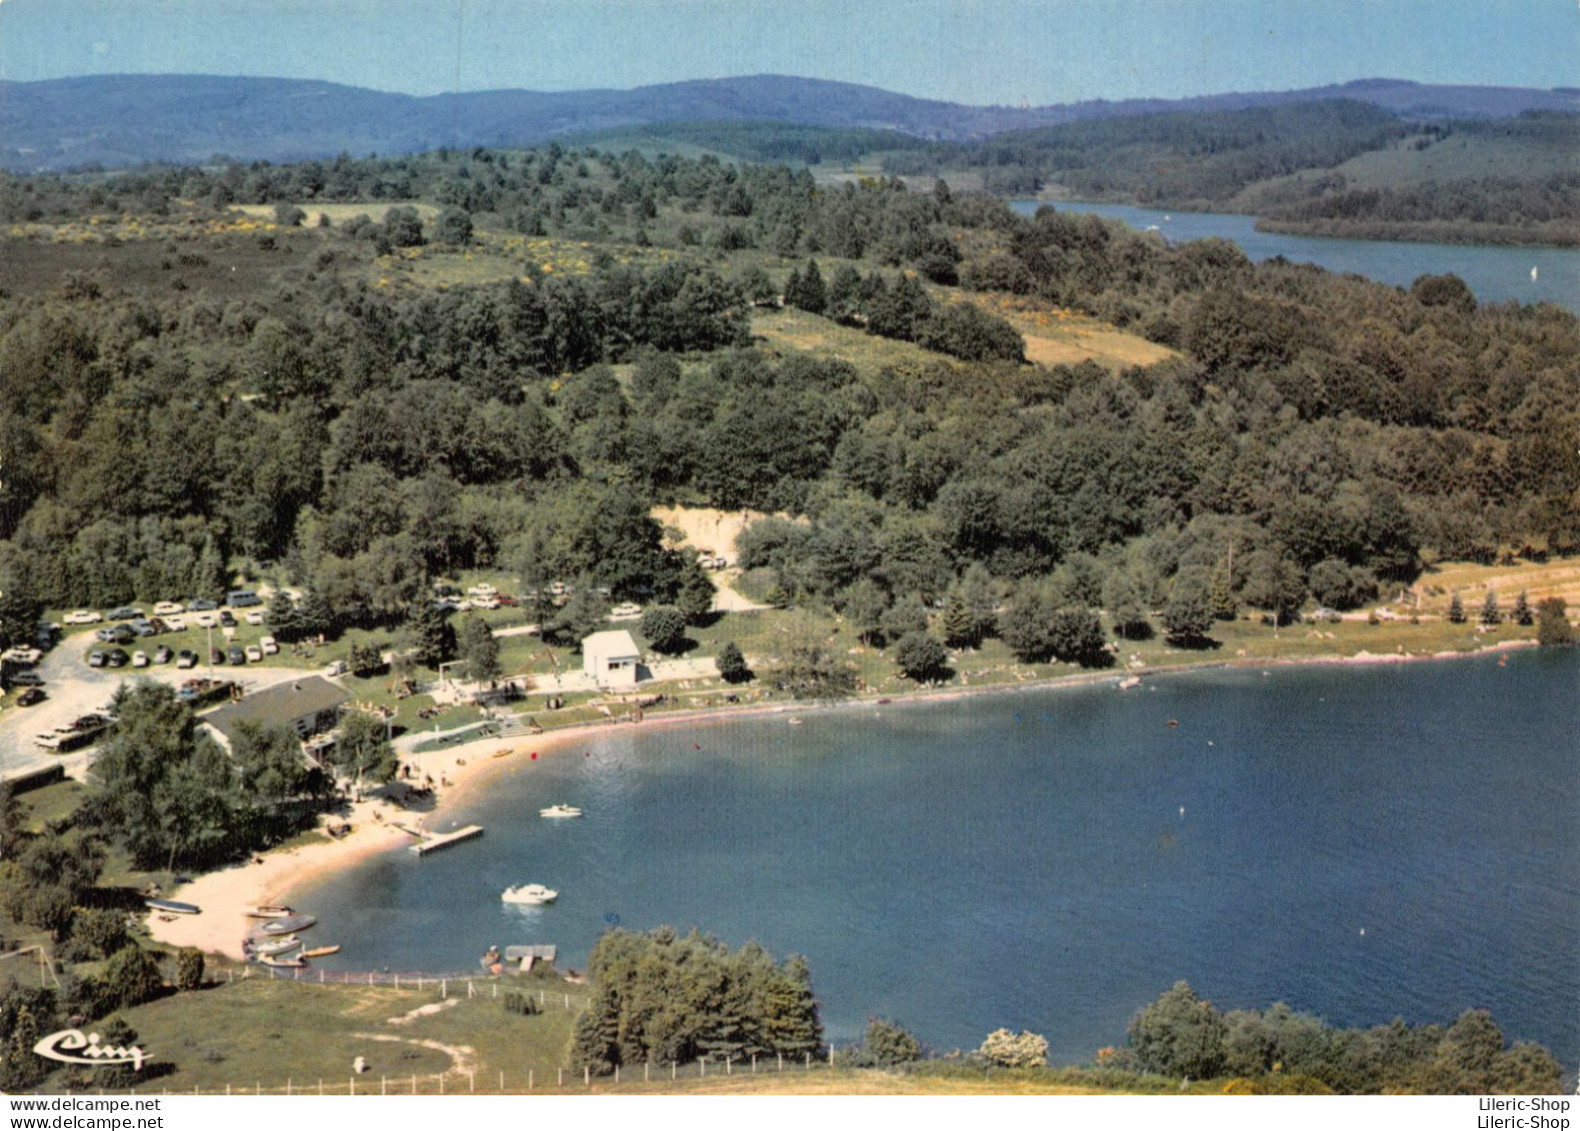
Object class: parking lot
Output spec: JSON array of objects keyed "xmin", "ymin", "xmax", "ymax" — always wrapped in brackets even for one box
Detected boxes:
[{"xmin": 0, "ymin": 625, "xmax": 337, "ymax": 782}]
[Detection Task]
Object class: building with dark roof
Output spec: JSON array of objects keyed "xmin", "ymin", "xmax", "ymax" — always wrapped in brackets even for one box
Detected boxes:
[{"xmin": 202, "ymin": 675, "xmax": 348, "ymax": 748}]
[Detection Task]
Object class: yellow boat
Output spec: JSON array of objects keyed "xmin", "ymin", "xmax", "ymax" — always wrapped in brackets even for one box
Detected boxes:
[{"xmin": 300, "ymin": 944, "xmax": 341, "ymax": 958}]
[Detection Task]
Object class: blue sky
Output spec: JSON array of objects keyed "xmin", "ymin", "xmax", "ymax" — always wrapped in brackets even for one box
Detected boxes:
[{"xmin": 1, "ymin": 0, "xmax": 1574, "ymax": 104}]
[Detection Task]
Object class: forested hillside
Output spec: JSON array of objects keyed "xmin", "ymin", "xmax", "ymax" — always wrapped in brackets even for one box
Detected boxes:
[{"xmin": 0, "ymin": 144, "xmax": 1575, "ymax": 657}]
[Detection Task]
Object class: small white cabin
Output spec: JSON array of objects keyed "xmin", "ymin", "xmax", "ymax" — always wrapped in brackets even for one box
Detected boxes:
[{"xmin": 582, "ymin": 630, "xmax": 642, "ymax": 688}]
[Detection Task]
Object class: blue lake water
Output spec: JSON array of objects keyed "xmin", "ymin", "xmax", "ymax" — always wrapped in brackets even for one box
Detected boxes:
[
  {"xmin": 1011, "ymin": 200, "xmax": 1580, "ymax": 313},
  {"xmin": 294, "ymin": 649, "xmax": 1579, "ymax": 1070}
]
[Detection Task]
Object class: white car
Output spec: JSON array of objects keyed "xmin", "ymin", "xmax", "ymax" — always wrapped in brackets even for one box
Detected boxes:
[
  {"xmin": 244, "ymin": 610, "xmax": 265, "ymax": 626},
  {"xmin": 245, "ymin": 644, "xmax": 263, "ymax": 663},
  {"xmin": 193, "ymin": 612, "xmax": 218, "ymax": 629},
  {"xmin": 472, "ymin": 596, "xmax": 500, "ymax": 610},
  {"xmin": 153, "ymin": 601, "xmax": 185, "ymax": 617},
  {"xmin": 64, "ymin": 610, "xmax": 103, "ymax": 625},
  {"xmin": 260, "ymin": 636, "xmax": 279, "ymax": 655},
  {"xmin": 163, "ymin": 615, "xmax": 187, "ymax": 631},
  {"xmin": 132, "ymin": 650, "xmax": 150, "ymax": 668},
  {"xmin": 611, "ymin": 602, "xmax": 643, "ymax": 618},
  {"xmin": 466, "ymin": 583, "xmax": 498, "ymax": 599}
]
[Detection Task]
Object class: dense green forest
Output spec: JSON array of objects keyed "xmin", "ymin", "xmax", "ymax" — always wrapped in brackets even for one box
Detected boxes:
[
  {"xmin": 884, "ymin": 99, "xmax": 1410, "ymax": 201},
  {"xmin": 0, "ymin": 144, "xmax": 1576, "ymax": 658}
]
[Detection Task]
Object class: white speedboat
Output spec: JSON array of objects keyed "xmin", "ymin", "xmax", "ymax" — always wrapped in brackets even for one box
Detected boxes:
[
  {"xmin": 539, "ymin": 804, "xmax": 582, "ymax": 819},
  {"xmin": 1118, "ymin": 676, "xmax": 1142, "ymax": 691},
  {"xmin": 502, "ymin": 883, "xmax": 558, "ymax": 905}
]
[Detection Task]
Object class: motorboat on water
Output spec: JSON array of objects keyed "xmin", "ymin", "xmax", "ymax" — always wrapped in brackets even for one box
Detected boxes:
[
  {"xmin": 539, "ymin": 804, "xmax": 582, "ymax": 818},
  {"xmin": 245, "ymin": 904, "xmax": 293, "ymax": 919},
  {"xmin": 261, "ymin": 913, "xmax": 317, "ymax": 934},
  {"xmin": 145, "ymin": 898, "xmax": 201, "ymax": 915},
  {"xmin": 1118, "ymin": 676, "xmax": 1142, "ymax": 690},
  {"xmin": 300, "ymin": 944, "xmax": 341, "ymax": 958},
  {"xmin": 501, "ymin": 883, "xmax": 558, "ymax": 905}
]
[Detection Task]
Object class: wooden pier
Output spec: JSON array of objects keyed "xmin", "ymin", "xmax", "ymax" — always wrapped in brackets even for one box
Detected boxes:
[{"xmin": 408, "ymin": 825, "xmax": 484, "ymax": 856}]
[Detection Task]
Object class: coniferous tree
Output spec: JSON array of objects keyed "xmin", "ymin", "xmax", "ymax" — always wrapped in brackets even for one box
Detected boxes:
[
  {"xmin": 786, "ymin": 259, "xmax": 827, "ymax": 314},
  {"xmin": 455, "ymin": 615, "xmax": 501, "ymax": 682},
  {"xmin": 1446, "ymin": 592, "xmax": 1466, "ymax": 624},
  {"xmin": 265, "ymin": 590, "xmax": 301, "ymax": 641},
  {"xmin": 941, "ymin": 596, "xmax": 977, "ymax": 648},
  {"xmin": 1512, "ymin": 590, "xmax": 1533, "ymax": 626},
  {"xmin": 1480, "ymin": 590, "xmax": 1501, "ymax": 625},
  {"xmin": 716, "ymin": 641, "xmax": 750, "ymax": 683},
  {"xmin": 408, "ymin": 600, "xmax": 457, "ymax": 668}
]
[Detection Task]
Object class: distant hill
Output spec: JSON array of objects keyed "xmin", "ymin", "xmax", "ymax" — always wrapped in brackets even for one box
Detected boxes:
[{"xmin": 2, "ymin": 73, "xmax": 1576, "ymax": 172}]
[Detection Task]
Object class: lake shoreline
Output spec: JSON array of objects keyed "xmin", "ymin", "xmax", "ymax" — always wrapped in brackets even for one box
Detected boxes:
[{"xmin": 148, "ymin": 635, "xmax": 1541, "ymax": 962}]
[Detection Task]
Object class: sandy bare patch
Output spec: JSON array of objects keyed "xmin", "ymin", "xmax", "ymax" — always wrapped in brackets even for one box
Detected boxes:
[{"xmin": 388, "ymin": 999, "xmax": 463, "ymax": 1025}]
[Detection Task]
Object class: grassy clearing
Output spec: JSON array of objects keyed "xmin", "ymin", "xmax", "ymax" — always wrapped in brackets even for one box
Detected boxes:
[
  {"xmin": 69, "ymin": 978, "xmax": 1156, "ymax": 1097},
  {"xmin": 86, "ymin": 975, "xmax": 580, "ymax": 1095},
  {"xmin": 1414, "ymin": 558, "xmax": 1580, "ymax": 612},
  {"xmin": 966, "ymin": 292, "xmax": 1177, "ymax": 371},
  {"xmin": 232, "ymin": 201, "xmax": 441, "ymax": 227},
  {"xmin": 750, "ymin": 306, "xmax": 946, "ymax": 369}
]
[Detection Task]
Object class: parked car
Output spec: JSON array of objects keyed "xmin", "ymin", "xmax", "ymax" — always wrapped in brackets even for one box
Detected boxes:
[
  {"xmin": 163, "ymin": 615, "xmax": 187, "ymax": 631},
  {"xmin": 497, "ymin": 594, "xmax": 518, "ymax": 607},
  {"xmin": 188, "ymin": 598, "xmax": 218, "ymax": 612},
  {"xmin": 0, "ymin": 646, "xmax": 42, "ymax": 665},
  {"xmin": 244, "ymin": 610, "xmax": 265, "ymax": 626},
  {"xmin": 245, "ymin": 644, "xmax": 263, "ymax": 663},
  {"xmin": 209, "ymin": 648, "xmax": 226, "ymax": 665},
  {"xmin": 226, "ymin": 645, "xmax": 246, "ymax": 665},
  {"xmin": 17, "ymin": 688, "xmax": 45, "ymax": 707},
  {"xmin": 154, "ymin": 645, "xmax": 174, "ymax": 664},
  {"xmin": 219, "ymin": 610, "xmax": 237, "ymax": 628},
  {"xmin": 611, "ymin": 602, "xmax": 643, "ymax": 618},
  {"xmin": 472, "ymin": 596, "xmax": 500, "ymax": 610},
  {"xmin": 8, "ymin": 670, "xmax": 45, "ymax": 687},
  {"xmin": 227, "ymin": 590, "xmax": 262, "ymax": 608},
  {"xmin": 130, "ymin": 619, "xmax": 158, "ymax": 637},
  {"xmin": 176, "ymin": 650, "xmax": 198, "ymax": 669},
  {"xmin": 88, "ymin": 650, "xmax": 108, "ymax": 668},
  {"xmin": 193, "ymin": 612, "xmax": 218, "ymax": 629},
  {"xmin": 153, "ymin": 601, "xmax": 185, "ymax": 617},
  {"xmin": 64, "ymin": 610, "xmax": 103, "ymax": 625},
  {"xmin": 95, "ymin": 624, "xmax": 135, "ymax": 644},
  {"xmin": 104, "ymin": 648, "xmax": 130, "ymax": 668},
  {"xmin": 106, "ymin": 607, "xmax": 142, "ymax": 621},
  {"xmin": 260, "ymin": 636, "xmax": 279, "ymax": 655},
  {"xmin": 132, "ymin": 650, "xmax": 150, "ymax": 668}
]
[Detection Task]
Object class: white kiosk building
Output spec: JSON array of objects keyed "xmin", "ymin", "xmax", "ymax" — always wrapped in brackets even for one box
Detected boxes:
[{"xmin": 582, "ymin": 629, "xmax": 642, "ymax": 689}]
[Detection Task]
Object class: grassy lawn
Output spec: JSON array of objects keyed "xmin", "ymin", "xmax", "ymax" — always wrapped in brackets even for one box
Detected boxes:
[{"xmin": 84, "ymin": 975, "xmax": 582, "ymax": 1095}]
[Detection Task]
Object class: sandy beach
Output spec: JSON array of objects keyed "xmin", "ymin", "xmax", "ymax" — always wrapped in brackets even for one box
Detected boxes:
[{"xmin": 146, "ymin": 636, "xmax": 1541, "ymax": 961}]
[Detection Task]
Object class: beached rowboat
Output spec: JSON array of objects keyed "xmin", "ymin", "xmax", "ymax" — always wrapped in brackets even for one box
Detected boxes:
[
  {"xmin": 146, "ymin": 898, "xmax": 201, "ymax": 915},
  {"xmin": 253, "ymin": 935, "xmax": 301, "ymax": 956},
  {"xmin": 245, "ymin": 904, "xmax": 293, "ymax": 919},
  {"xmin": 259, "ymin": 953, "xmax": 305, "ymax": 968},
  {"xmin": 261, "ymin": 914, "xmax": 316, "ymax": 934}
]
